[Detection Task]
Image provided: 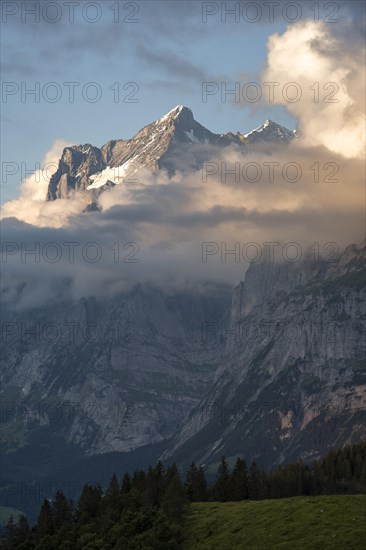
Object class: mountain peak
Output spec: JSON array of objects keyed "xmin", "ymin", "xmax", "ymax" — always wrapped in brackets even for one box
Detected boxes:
[
  {"xmin": 159, "ymin": 105, "xmax": 194, "ymax": 127},
  {"xmin": 243, "ymin": 119, "xmax": 294, "ymax": 143},
  {"xmin": 172, "ymin": 104, "xmax": 187, "ymax": 114},
  {"xmin": 47, "ymin": 108, "xmax": 294, "ymax": 200}
]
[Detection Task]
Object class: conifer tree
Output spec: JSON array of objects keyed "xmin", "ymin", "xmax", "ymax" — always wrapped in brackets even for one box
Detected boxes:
[
  {"xmin": 258, "ymin": 467, "xmax": 268, "ymax": 499},
  {"xmin": 3, "ymin": 515, "xmax": 17, "ymax": 549},
  {"xmin": 185, "ymin": 462, "xmax": 198, "ymax": 501},
  {"xmin": 131, "ymin": 469, "xmax": 146, "ymax": 492},
  {"xmin": 215, "ymin": 456, "xmax": 230, "ymax": 501},
  {"xmin": 231, "ymin": 457, "xmax": 248, "ymax": 500},
  {"xmin": 196, "ymin": 466, "xmax": 208, "ymax": 502},
  {"xmin": 53, "ymin": 490, "xmax": 72, "ymax": 530},
  {"xmin": 248, "ymin": 461, "xmax": 260, "ymax": 500},
  {"xmin": 17, "ymin": 514, "xmax": 31, "ymax": 543},
  {"xmin": 105, "ymin": 474, "xmax": 120, "ymax": 504},
  {"xmin": 121, "ymin": 472, "xmax": 131, "ymax": 494},
  {"xmin": 78, "ymin": 484, "xmax": 102, "ymax": 524},
  {"xmin": 37, "ymin": 498, "xmax": 54, "ymax": 539},
  {"xmin": 162, "ymin": 472, "xmax": 187, "ymax": 523},
  {"xmin": 165, "ymin": 463, "xmax": 179, "ymax": 486},
  {"xmin": 146, "ymin": 462, "xmax": 165, "ymax": 507}
]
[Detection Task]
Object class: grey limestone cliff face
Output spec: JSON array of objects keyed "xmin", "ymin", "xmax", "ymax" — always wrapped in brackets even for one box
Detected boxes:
[
  {"xmin": 1, "ymin": 285, "xmax": 231, "ymax": 456},
  {"xmin": 163, "ymin": 243, "xmax": 366, "ymax": 468}
]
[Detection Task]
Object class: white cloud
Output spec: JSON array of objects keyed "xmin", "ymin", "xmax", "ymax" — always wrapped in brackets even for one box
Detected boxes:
[
  {"xmin": 262, "ymin": 20, "xmax": 365, "ymax": 158},
  {"xmin": 0, "ymin": 140, "xmax": 87, "ymax": 228}
]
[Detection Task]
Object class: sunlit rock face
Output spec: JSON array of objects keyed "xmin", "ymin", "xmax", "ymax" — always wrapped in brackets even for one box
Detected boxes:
[{"xmin": 47, "ymin": 106, "xmax": 296, "ymax": 200}]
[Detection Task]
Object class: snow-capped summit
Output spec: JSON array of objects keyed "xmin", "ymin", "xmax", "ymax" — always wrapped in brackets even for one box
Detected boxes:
[
  {"xmin": 154, "ymin": 105, "xmax": 198, "ymax": 136},
  {"xmin": 47, "ymin": 107, "xmax": 294, "ymax": 200},
  {"xmin": 166, "ymin": 104, "xmax": 185, "ymax": 115},
  {"xmin": 159, "ymin": 104, "xmax": 190, "ymax": 122},
  {"xmin": 242, "ymin": 119, "xmax": 295, "ymax": 144}
]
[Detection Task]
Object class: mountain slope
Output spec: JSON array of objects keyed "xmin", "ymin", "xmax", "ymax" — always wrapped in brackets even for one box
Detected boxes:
[
  {"xmin": 1, "ymin": 285, "xmax": 231, "ymax": 456},
  {"xmin": 2, "ymin": 242, "xmax": 364, "ymax": 473},
  {"xmin": 163, "ymin": 242, "xmax": 366, "ymax": 468}
]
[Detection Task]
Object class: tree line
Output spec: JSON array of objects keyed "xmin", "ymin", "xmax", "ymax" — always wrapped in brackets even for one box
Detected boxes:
[{"xmin": 2, "ymin": 438, "xmax": 365, "ymax": 549}]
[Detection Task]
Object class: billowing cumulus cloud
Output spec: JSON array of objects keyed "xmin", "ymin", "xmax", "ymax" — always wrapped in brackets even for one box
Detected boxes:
[
  {"xmin": 1, "ymin": 138, "xmax": 364, "ymax": 311},
  {"xmin": 261, "ymin": 20, "xmax": 365, "ymax": 158}
]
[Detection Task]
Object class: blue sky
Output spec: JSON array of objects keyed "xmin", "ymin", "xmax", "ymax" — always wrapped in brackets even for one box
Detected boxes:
[
  {"xmin": 0, "ymin": 0, "xmax": 362, "ymax": 203},
  {"xmin": 0, "ymin": 1, "xmax": 295, "ymax": 203}
]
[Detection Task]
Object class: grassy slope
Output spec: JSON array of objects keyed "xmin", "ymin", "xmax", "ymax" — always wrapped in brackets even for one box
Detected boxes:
[{"xmin": 182, "ymin": 495, "xmax": 366, "ymax": 550}]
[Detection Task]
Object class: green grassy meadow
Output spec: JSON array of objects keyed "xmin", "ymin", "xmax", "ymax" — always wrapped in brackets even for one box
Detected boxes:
[{"xmin": 183, "ymin": 495, "xmax": 366, "ymax": 550}]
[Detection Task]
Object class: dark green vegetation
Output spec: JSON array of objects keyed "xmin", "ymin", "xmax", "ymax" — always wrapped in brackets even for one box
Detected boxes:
[
  {"xmin": 1, "ymin": 464, "xmax": 187, "ymax": 550},
  {"xmin": 1, "ymin": 439, "xmax": 365, "ymax": 549},
  {"xmin": 183, "ymin": 495, "xmax": 366, "ymax": 549},
  {"xmin": 0, "ymin": 511, "xmax": 21, "ymax": 528}
]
